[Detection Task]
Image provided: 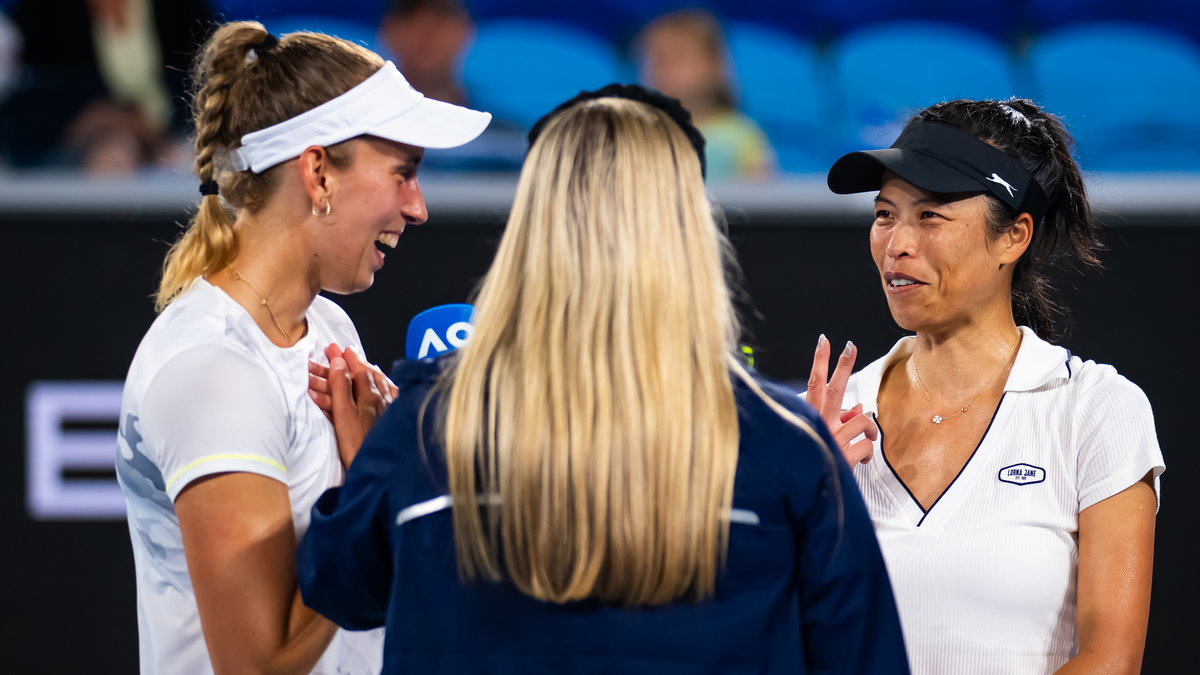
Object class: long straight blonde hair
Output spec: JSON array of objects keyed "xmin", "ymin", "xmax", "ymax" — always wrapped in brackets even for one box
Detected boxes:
[{"xmin": 441, "ymin": 97, "xmax": 750, "ymax": 606}]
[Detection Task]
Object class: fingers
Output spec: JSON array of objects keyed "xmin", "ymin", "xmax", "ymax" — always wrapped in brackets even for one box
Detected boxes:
[
  {"xmin": 375, "ymin": 365, "xmax": 399, "ymax": 400},
  {"xmin": 322, "ymin": 348, "xmax": 389, "ymax": 469},
  {"xmin": 328, "ymin": 355, "xmax": 354, "ymax": 423},
  {"xmin": 341, "ymin": 347, "xmax": 368, "ymax": 376},
  {"xmin": 308, "ymin": 359, "xmax": 329, "ymax": 380},
  {"xmin": 343, "ymin": 348, "xmax": 383, "ymax": 414},
  {"xmin": 324, "ymin": 342, "xmax": 344, "ymax": 364},
  {"xmin": 308, "ymin": 361, "xmax": 331, "ymax": 395},
  {"xmin": 842, "ymin": 438, "xmax": 875, "ymax": 465},
  {"xmin": 370, "ymin": 366, "xmax": 395, "ymax": 406},
  {"xmin": 309, "ymin": 390, "xmax": 333, "ymax": 421},
  {"xmin": 316, "ymin": 346, "xmax": 392, "ymax": 432},
  {"xmin": 807, "ymin": 334, "xmax": 829, "ymax": 406},
  {"xmin": 308, "ymin": 374, "xmax": 330, "ymax": 399},
  {"xmin": 833, "ymin": 412, "xmax": 879, "ymax": 449},
  {"xmin": 807, "ymin": 336, "xmax": 869, "ymax": 466},
  {"xmin": 822, "ymin": 340, "xmax": 856, "ymax": 419},
  {"xmin": 308, "ymin": 360, "xmax": 333, "ymax": 419},
  {"xmin": 839, "ymin": 404, "xmax": 864, "ymax": 424}
]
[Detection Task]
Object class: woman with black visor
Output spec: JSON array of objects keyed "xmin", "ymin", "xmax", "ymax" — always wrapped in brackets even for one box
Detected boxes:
[{"xmin": 813, "ymin": 99, "xmax": 1164, "ymax": 673}]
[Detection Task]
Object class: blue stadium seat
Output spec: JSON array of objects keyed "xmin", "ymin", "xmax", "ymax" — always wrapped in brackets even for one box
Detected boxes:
[
  {"xmin": 466, "ymin": 1, "xmax": 817, "ymax": 41},
  {"xmin": 214, "ymin": 2, "xmax": 386, "ymax": 25},
  {"xmin": 461, "ymin": 19, "xmax": 622, "ymax": 129},
  {"xmin": 827, "ymin": 21, "xmax": 1019, "ymax": 151},
  {"xmin": 467, "ymin": 0, "xmax": 646, "ymax": 41},
  {"xmin": 809, "ymin": 0, "xmax": 1020, "ymax": 41},
  {"xmin": 261, "ymin": 15, "xmax": 381, "ymax": 54},
  {"xmin": 724, "ymin": 22, "xmax": 829, "ymax": 173},
  {"xmin": 1027, "ymin": 22, "xmax": 1200, "ymax": 171},
  {"xmin": 1023, "ymin": 1, "xmax": 1200, "ymax": 44},
  {"xmin": 712, "ymin": 1, "xmax": 820, "ymax": 38}
]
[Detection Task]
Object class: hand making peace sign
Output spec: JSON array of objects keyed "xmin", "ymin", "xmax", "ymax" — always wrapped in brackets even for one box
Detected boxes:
[{"xmin": 807, "ymin": 335, "xmax": 878, "ymax": 465}]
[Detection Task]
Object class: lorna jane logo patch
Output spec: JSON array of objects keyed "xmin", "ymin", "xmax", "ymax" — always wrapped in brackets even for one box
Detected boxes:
[
  {"xmin": 986, "ymin": 173, "xmax": 1017, "ymax": 197},
  {"xmin": 999, "ymin": 463, "xmax": 1045, "ymax": 486}
]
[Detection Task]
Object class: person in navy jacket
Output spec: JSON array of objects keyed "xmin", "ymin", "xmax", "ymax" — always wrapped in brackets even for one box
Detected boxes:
[{"xmin": 298, "ymin": 85, "xmax": 909, "ymax": 674}]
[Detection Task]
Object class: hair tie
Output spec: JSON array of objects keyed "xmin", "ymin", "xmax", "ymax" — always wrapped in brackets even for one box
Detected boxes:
[
  {"xmin": 254, "ymin": 32, "xmax": 277, "ymax": 52},
  {"xmin": 198, "ymin": 180, "xmax": 219, "ymax": 196},
  {"xmin": 248, "ymin": 32, "xmax": 278, "ymax": 63}
]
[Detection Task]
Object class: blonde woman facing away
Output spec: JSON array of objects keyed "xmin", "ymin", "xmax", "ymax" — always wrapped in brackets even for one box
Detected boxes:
[
  {"xmin": 114, "ymin": 21, "xmax": 489, "ymax": 675},
  {"xmin": 296, "ymin": 85, "xmax": 909, "ymax": 674}
]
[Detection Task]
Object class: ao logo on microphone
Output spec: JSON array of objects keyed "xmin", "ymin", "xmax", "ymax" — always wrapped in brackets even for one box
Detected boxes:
[{"xmin": 405, "ymin": 304, "xmax": 475, "ymax": 360}]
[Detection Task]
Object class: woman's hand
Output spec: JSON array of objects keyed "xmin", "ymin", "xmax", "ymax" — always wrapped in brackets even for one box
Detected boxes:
[
  {"xmin": 808, "ymin": 335, "xmax": 878, "ymax": 465},
  {"xmin": 308, "ymin": 343, "xmax": 398, "ymax": 468}
]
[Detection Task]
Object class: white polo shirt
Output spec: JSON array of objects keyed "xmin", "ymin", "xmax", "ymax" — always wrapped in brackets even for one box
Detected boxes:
[
  {"xmin": 116, "ymin": 279, "xmax": 384, "ymax": 675},
  {"xmin": 844, "ymin": 326, "xmax": 1164, "ymax": 674}
]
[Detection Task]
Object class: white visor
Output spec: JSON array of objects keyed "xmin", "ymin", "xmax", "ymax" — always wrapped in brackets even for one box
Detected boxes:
[{"xmin": 229, "ymin": 61, "xmax": 492, "ymax": 173}]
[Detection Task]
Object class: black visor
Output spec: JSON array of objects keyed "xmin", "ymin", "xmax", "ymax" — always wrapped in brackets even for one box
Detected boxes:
[{"xmin": 827, "ymin": 121, "xmax": 1048, "ymax": 224}]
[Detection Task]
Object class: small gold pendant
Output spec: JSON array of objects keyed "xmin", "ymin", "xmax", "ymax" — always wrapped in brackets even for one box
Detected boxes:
[{"xmin": 932, "ymin": 415, "xmax": 944, "ymax": 424}]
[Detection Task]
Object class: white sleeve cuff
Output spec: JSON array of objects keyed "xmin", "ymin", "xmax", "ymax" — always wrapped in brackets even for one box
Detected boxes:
[{"xmin": 165, "ymin": 453, "xmax": 289, "ymax": 501}]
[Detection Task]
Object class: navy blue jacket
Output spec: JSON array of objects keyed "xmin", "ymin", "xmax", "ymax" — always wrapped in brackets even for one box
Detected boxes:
[{"xmin": 298, "ymin": 359, "xmax": 909, "ymax": 674}]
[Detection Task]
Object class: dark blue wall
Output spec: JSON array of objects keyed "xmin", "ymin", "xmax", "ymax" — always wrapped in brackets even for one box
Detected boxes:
[{"xmin": 3, "ymin": 210, "xmax": 1194, "ymax": 672}]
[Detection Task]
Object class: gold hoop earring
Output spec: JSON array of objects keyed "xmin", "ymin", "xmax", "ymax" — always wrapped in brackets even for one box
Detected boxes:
[{"xmin": 312, "ymin": 198, "xmax": 331, "ymax": 217}]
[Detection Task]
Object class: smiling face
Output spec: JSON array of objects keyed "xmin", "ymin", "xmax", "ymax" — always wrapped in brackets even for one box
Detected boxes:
[
  {"xmin": 870, "ymin": 171, "xmax": 1024, "ymax": 336},
  {"xmin": 315, "ymin": 137, "xmax": 427, "ymax": 294}
]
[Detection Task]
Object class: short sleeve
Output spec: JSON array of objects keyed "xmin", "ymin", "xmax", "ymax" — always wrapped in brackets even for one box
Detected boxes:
[
  {"xmin": 1075, "ymin": 367, "xmax": 1165, "ymax": 511},
  {"xmin": 140, "ymin": 344, "xmax": 291, "ymax": 500}
]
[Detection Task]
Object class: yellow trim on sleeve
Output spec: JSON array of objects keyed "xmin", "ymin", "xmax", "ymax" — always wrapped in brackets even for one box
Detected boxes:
[{"xmin": 165, "ymin": 454, "xmax": 288, "ymax": 492}]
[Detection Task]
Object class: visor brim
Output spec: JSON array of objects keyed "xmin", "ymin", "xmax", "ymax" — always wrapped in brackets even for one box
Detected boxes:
[
  {"xmin": 827, "ymin": 148, "xmax": 988, "ymax": 196},
  {"xmin": 369, "ymin": 97, "xmax": 492, "ymax": 150}
]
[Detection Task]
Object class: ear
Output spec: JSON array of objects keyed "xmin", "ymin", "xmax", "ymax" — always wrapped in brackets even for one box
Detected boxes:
[
  {"xmin": 297, "ymin": 145, "xmax": 334, "ymax": 210},
  {"xmin": 996, "ymin": 212, "xmax": 1034, "ymax": 266}
]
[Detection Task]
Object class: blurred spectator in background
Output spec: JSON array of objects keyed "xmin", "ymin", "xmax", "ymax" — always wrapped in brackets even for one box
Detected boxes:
[
  {"xmin": 0, "ymin": 9, "xmax": 18, "ymax": 111},
  {"xmin": 380, "ymin": 0, "xmax": 472, "ymax": 107},
  {"xmin": 381, "ymin": 0, "xmax": 525, "ymax": 171},
  {"xmin": 0, "ymin": 0, "xmax": 210, "ymax": 174},
  {"xmin": 638, "ymin": 9, "xmax": 773, "ymax": 182}
]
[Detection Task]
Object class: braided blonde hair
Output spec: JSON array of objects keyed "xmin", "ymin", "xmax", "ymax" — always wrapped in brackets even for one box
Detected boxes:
[{"xmin": 155, "ymin": 21, "xmax": 383, "ymax": 310}]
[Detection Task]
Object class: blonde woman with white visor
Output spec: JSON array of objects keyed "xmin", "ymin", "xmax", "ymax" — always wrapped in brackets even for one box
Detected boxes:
[{"xmin": 114, "ymin": 21, "xmax": 489, "ymax": 675}]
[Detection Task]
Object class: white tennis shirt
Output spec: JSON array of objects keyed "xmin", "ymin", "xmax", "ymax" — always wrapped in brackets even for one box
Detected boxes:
[
  {"xmin": 116, "ymin": 279, "xmax": 383, "ymax": 675},
  {"xmin": 844, "ymin": 327, "xmax": 1164, "ymax": 674}
]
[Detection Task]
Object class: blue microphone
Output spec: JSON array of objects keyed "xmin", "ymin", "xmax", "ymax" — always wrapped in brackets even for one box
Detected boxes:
[{"xmin": 405, "ymin": 304, "xmax": 475, "ymax": 360}]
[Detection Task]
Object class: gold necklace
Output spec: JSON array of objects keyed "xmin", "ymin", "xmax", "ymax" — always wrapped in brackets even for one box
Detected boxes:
[
  {"xmin": 229, "ymin": 266, "xmax": 292, "ymax": 343},
  {"xmin": 909, "ymin": 349, "xmax": 1013, "ymax": 425}
]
